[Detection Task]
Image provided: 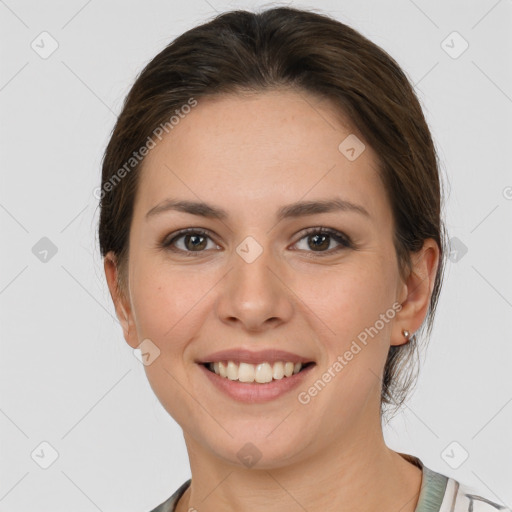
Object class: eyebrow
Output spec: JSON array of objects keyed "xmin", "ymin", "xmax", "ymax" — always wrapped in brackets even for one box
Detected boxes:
[{"xmin": 145, "ymin": 197, "xmax": 370, "ymax": 222}]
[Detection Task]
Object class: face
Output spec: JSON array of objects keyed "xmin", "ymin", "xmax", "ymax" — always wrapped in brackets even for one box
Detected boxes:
[{"xmin": 105, "ymin": 89, "xmax": 435, "ymax": 469}]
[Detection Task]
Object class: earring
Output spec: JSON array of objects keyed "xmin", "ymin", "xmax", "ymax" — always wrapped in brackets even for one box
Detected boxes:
[{"xmin": 402, "ymin": 329, "xmax": 410, "ymax": 340}]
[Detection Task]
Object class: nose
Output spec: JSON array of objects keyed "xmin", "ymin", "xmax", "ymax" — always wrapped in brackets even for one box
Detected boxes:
[{"xmin": 215, "ymin": 237, "xmax": 294, "ymax": 333}]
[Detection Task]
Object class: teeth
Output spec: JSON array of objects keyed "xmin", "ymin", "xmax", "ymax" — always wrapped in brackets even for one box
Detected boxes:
[{"xmin": 208, "ymin": 360, "xmax": 306, "ymax": 383}]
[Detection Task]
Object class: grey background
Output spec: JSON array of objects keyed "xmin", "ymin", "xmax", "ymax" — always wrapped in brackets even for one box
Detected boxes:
[{"xmin": 1, "ymin": 0, "xmax": 511, "ymax": 510}]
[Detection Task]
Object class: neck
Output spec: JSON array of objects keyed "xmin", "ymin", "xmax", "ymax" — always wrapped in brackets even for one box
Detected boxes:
[{"xmin": 177, "ymin": 418, "xmax": 422, "ymax": 512}]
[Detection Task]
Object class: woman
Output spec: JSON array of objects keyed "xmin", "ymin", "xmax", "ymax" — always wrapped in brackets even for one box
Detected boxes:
[{"xmin": 98, "ymin": 6, "xmax": 510, "ymax": 512}]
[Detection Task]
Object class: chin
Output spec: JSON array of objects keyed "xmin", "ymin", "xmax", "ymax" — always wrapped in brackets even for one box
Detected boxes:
[{"xmin": 203, "ymin": 426, "xmax": 313, "ymax": 470}]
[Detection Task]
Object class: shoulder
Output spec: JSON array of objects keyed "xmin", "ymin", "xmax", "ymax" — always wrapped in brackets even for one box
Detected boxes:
[
  {"xmin": 441, "ymin": 476, "xmax": 511, "ymax": 512},
  {"xmin": 148, "ymin": 479, "xmax": 191, "ymax": 512},
  {"xmin": 400, "ymin": 453, "xmax": 510, "ymax": 512}
]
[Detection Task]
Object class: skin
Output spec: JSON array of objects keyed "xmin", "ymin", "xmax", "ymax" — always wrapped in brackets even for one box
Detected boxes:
[{"xmin": 104, "ymin": 89, "xmax": 440, "ymax": 512}]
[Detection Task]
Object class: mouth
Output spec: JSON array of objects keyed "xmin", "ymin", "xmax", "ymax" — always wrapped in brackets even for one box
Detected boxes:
[{"xmin": 200, "ymin": 360, "xmax": 316, "ymax": 384}]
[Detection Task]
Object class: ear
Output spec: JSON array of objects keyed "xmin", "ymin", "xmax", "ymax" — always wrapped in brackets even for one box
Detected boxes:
[
  {"xmin": 392, "ymin": 238, "xmax": 440, "ymax": 346},
  {"xmin": 104, "ymin": 251, "xmax": 139, "ymax": 349}
]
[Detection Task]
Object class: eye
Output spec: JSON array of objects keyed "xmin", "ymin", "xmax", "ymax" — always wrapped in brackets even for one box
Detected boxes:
[
  {"xmin": 160, "ymin": 228, "xmax": 220, "ymax": 255},
  {"xmin": 292, "ymin": 227, "xmax": 353, "ymax": 255}
]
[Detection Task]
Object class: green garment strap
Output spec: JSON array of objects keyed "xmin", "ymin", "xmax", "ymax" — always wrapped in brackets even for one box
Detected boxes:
[
  {"xmin": 414, "ymin": 465, "xmax": 449, "ymax": 512},
  {"xmin": 397, "ymin": 452, "xmax": 449, "ymax": 512}
]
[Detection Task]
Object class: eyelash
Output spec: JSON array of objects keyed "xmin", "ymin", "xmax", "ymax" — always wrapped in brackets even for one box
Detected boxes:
[{"xmin": 159, "ymin": 227, "xmax": 353, "ymax": 257}]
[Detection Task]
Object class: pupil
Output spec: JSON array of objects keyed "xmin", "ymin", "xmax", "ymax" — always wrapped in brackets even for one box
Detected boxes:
[
  {"xmin": 187, "ymin": 234, "xmax": 206, "ymax": 250},
  {"xmin": 311, "ymin": 234, "xmax": 329, "ymax": 250}
]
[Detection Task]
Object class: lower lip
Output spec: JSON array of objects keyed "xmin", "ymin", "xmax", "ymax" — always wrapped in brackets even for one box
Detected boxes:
[{"xmin": 198, "ymin": 363, "xmax": 316, "ymax": 403}]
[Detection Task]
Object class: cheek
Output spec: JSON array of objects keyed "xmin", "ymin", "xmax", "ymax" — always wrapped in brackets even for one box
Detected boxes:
[
  {"xmin": 130, "ymin": 256, "xmax": 209, "ymax": 342},
  {"xmin": 292, "ymin": 263, "xmax": 395, "ymax": 423},
  {"xmin": 130, "ymin": 261, "xmax": 210, "ymax": 423},
  {"xmin": 295, "ymin": 258, "xmax": 396, "ymax": 345}
]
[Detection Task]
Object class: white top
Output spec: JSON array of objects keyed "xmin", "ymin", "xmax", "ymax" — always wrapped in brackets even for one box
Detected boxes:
[{"xmin": 442, "ymin": 477, "xmax": 511, "ymax": 511}]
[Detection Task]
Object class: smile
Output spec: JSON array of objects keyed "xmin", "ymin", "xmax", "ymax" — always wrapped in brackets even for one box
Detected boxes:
[
  {"xmin": 198, "ymin": 360, "xmax": 316, "ymax": 403},
  {"xmin": 204, "ymin": 360, "xmax": 315, "ymax": 383}
]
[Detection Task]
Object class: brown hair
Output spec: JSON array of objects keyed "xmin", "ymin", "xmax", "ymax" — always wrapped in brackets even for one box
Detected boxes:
[{"xmin": 98, "ymin": 6, "xmax": 448, "ymax": 419}]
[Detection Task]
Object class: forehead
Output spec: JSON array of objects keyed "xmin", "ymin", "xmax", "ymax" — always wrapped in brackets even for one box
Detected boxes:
[
  {"xmin": 134, "ymin": 89, "xmax": 388, "ymax": 224},
  {"xmin": 147, "ymin": 89, "xmax": 362, "ymax": 165}
]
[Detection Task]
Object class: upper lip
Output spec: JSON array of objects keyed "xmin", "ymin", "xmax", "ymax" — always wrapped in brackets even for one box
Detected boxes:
[{"xmin": 196, "ymin": 349, "xmax": 315, "ymax": 365}]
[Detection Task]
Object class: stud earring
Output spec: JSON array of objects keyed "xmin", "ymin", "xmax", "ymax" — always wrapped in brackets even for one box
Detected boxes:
[{"xmin": 402, "ymin": 329, "xmax": 410, "ymax": 340}]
